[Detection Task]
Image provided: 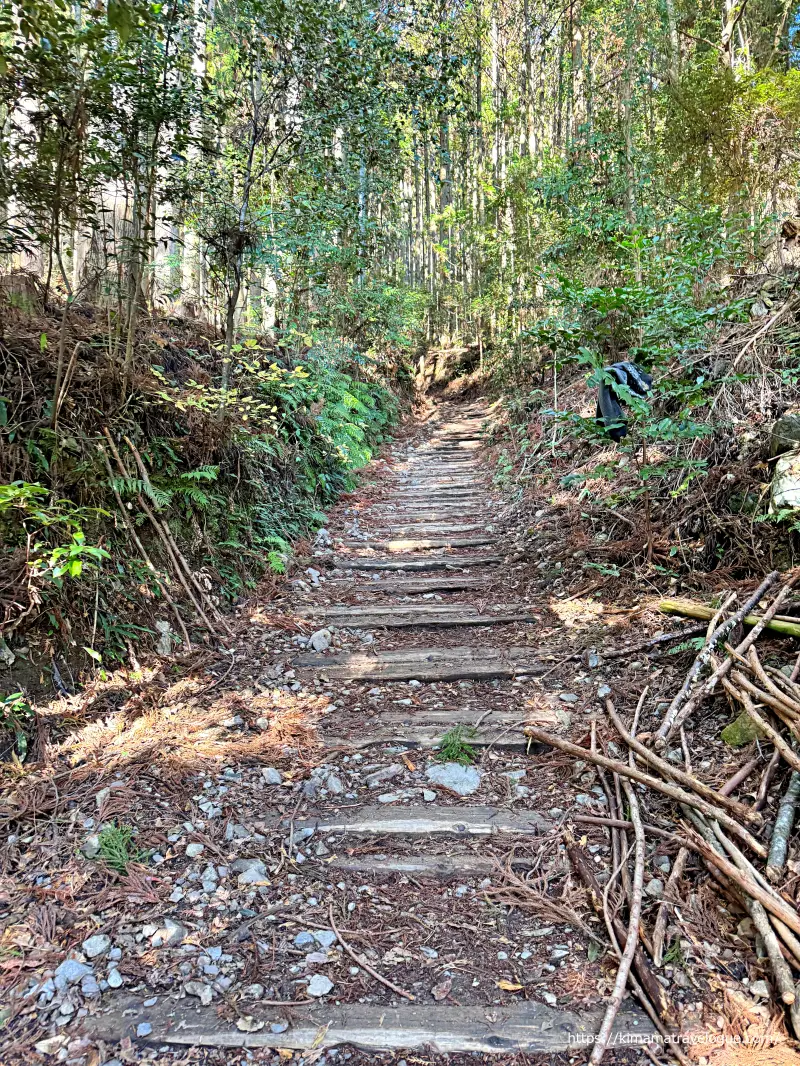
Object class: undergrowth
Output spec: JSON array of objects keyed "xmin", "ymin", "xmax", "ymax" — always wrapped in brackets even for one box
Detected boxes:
[
  {"xmin": 96, "ymin": 823, "xmax": 138, "ymax": 873},
  {"xmin": 488, "ymin": 205, "xmax": 800, "ymax": 586},
  {"xmin": 437, "ymin": 724, "xmax": 478, "ymax": 764},
  {"xmin": 0, "ymin": 300, "xmax": 406, "ymax": 687}
]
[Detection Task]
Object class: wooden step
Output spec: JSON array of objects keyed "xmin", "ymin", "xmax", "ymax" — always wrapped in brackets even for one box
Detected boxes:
[
  {"xmin": 366, "ymin": 523, "xmax": 488, "ymax": 536},
  {"xmin": 266, "ymin": 803, "xmax": 552, "ymax": 837},
  {"xmin": 341, "ymin": 536, "xmax": 496, "ymax": 552},
  {"xmin": 323, "ymin": 705, "xmax": 561, "ymax": 750},
  {"xmin": 323, "ymin": 708, "xmax": 560, "ymax": 749},
  {"xmin": 396, "ymin": 475, "xmax": 480, "ymax": 485},
  {"xmin": 295, "ymin": 644, "xmax": 543, "ymax": 681},
  {"xmin": 364, "ymin": 509, "xmax": 495, "ymax": 523},
  {"xmin": 390, "ymin": 486, "xmax": 485, "ymax": 497},
  {"xmin": 299, "ymin": 603, "xmax": 533, "ymax": 628},
  {"xmin": 402, "ymin": 462, "xmax": 479, "ymax": 473},
  {"xmin": 305, "ymin": 853, "xmax": 504, "ymax": 879},
  {"xmin": 327, "ymin": 574, "xmax": 491, "ymax": 594},
  {"xmin": 87, "ymin": 995, "xmax": 654, "ymax": 1054},
  {"xmin": 330, "ymin": 553, "xmax": 501, "ymax": 572}
]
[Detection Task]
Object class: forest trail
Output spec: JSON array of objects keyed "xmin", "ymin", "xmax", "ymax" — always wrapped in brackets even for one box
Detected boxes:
[{"xmin": 74, "ymin": 400, "xmax": 657, "ymax": 1062}]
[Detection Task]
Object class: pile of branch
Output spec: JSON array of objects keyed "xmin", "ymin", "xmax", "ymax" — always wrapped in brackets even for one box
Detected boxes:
[{"xmin": 525, "ymin": 572, "xmax": 800, "ymax": 1061}]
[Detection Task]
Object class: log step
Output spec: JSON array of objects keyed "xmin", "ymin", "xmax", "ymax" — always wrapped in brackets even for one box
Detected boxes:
[
  {"xmin": 389, "ymin": 487, "xmax": 486, "ymax": 498},
  {"xmin": 298, "ymin": 603, "xmax": 532, "ymax": 628},
  {"xmin": 340, "ymin": 536, "xmax": 496, "ymax": 552},
  {"xmin": 327, "ymin": 574, "xmax": 491, "ymax": 594},
  {"xmin": 294, "ymin": 645, "xmax": 543, "ymax": 681},
  {"xmin": 365, "ymin": 523, "xmax": 488, "ymax": 536},
  {"xmin": 309, "ymin": 853, "xmax": 501, "ymax": 878},
  {"xmin": 330, "ymin": 553, "xmax": 501, "ymax": 572},
  {"xmin": 322, "ymin": 707, "xmax": 558, "ymax": 750},
  {"xmin": 85, "ymin": 995, "xmax": 653, "ymax": 1053},
  {"xmin": 265, "ymin": 803, "xmax": 552, "ymax": 837}
]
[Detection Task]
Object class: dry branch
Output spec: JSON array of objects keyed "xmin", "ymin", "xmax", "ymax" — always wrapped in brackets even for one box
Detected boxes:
[
  {"xmin": 604, "ymin": 699, "xmax": 758, "ymax": 823},
  {"xmin": 525, "ymin": 726, "xmax": 766, "ymax": 856},
  {"xmin": 654, "ymin": 572, "xmax": 781, "ymax": 746},
  {"xmin": 589, "ymin": 779, "xmax": 646, "ymax": 1064},
  {"xmin": 566, "ymin": 844, "xmax": 671, "ymax": 1021},
  {"xmin": 767, "ymin": 770, "xmax": 800, "ymax": 883},
  {"xmin": 328, "ymin": 903, "xmax": 415, "ymax": 1002}
]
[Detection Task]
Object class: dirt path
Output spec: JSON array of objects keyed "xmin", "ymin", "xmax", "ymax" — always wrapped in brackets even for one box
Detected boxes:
[{"xmin": 10, "ymin": 401, "xmax": 677, "ymax": 1063}]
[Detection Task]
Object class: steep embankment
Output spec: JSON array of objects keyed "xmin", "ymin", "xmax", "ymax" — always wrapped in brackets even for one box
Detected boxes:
[{"xmin": 0, "ymin": 296, "xmax": 401, "ymax": 734}]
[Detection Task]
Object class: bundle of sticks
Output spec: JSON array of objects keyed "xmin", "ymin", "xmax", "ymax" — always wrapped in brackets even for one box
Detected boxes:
[{"xmin": 525, "ymin": 569, "xmax": 800, "ymax": 1064}]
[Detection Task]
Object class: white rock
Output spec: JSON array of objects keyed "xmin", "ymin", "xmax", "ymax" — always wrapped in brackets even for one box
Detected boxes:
[
  {"xmin": 54, "ymin": 959, "xmax": 92, "ymax": 992},
  {"xmin": 152, "ymin": 918, "xmax": 187, "ymax": 948},
  {"xmin": 34, "ymin": 1036, "xmax": 67, "ymax": 1055},
  {"xmin": 107, "ymin": 968, "xmax": 123, "ymax": 988},
  {"xmin": 365, "ymin": 763, "xmax": 403, "ymax": 788},
  {"xmin": 423, "ymin": 790, "xmax": 437, "ymax": 802},
  {"xmin": 313, "ymin": 930, "xmax": 336, "ymax": 950},
  {"xmin": 81, "ymin": 834, "xmax": 100, "ymax": 859},
  {"xmin": 186, "ymin": 843, "xmax": 204, "ymax": 858},
  {"xmin": 425, "ymin": 762, "xmax": 482, "ymax": 796},
  {"xmin": 81, "ymin": 934, "xmax": 110, "ymax": 959},
  {"xmin": 262, "ymin": 767, "xmax": 282, "ymax": 785},
  {"xmin": 308, "ymin": 629, "xmax": 332, "ymax": 653},
  {"xmin": 306, "ymin": 974, "xmax": 334, "ymax": 997},
  {"xmin": 184, "ymin": 980, "xmax": 213, "ymax": 1005},
  {"xmin": 237, "ymin": 862, "xmax": 269, "ymax": 886}
]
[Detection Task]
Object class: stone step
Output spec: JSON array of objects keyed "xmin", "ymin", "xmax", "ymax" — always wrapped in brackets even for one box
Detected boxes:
[
  {"xmin": 340, "ymin": 536, "xmax": 496, "ymax": 552},
  {"xmin": 298, "ymin": 602, "xmax": 533, "ymax": 628},
  {"xmin": 85, "ymin": 996, "xmax": 652, "ymax": 1055},
  {"xmin": 295, "ymin": 644, "xmax": 542, "ymax": 681},
  {"xmin": 330, "ymin": 553, "xmax": 501, "ymax": 572},
  {"xmin": 266, "ymin": 803, "xmax": 552, "ymax": 837}
]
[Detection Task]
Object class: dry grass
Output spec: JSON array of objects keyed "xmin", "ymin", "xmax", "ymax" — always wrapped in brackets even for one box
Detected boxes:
[{"xmin": 683, "ymin": 987, "xmax": 800, "ymax": 1065}]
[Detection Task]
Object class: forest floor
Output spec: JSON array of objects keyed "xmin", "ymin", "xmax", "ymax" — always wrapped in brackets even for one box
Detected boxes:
[{"xmin": 3, "ymin": 396, "xmax": 800, "ymax": 1066}]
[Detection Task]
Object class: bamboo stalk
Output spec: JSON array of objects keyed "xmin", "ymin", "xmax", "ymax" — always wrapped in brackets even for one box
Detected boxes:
[{"xmin": 659, "ymin": 594, "xmax": 800, "ymax": 639}]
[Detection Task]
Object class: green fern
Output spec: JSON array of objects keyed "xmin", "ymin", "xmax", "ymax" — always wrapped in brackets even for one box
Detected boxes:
[{"xmin": 436, "ymin": 725, "xmax": 478, "ymax": 765}]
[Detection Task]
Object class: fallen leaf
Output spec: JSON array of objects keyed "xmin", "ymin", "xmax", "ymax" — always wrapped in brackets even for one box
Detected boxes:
[
  {"xmin": 496, "ymin": 979, "xmax": 523, "ymax": 992},
  {"xmin": 236, "ymin": 1016, "xmax": 265, "ymax": 1032},
  {"xmin": 431, "ymin": 976, "xmax": 452, "ymax": 1001}
]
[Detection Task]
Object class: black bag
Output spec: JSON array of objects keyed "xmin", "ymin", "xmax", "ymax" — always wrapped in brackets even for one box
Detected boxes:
[{"xmin": 595, "ymin": 361, "xmax": 652, "ymax": 442}]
